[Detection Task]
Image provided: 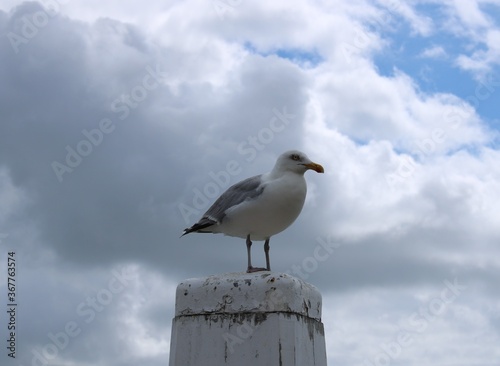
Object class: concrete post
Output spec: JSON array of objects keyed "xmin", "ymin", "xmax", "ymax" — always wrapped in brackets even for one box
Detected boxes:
[{"xmin": 168, "ymin": 272, "xmax": 327, "ymax": 365}]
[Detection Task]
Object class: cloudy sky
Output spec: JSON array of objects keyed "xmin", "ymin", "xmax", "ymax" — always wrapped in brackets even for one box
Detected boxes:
[{"xmin": 1, "ymin": 0, "xmax": 500, "ymax": 365}]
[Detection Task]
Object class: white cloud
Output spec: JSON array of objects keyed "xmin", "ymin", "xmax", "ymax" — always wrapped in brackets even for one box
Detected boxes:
[
  {"xmin": 323, "ymin": 281, "xmax": 500, "ymax": 365},
  {"xmin": 381, "ymin": 0, "xmax": 434, "ymax": 36},
  {"xmin": 457, "ymin": 28, "xmax": 500, "ymax": 75},
  {"xmin": 308, "ymin": 64, "xmax": 490, "ymax": 153},
  {"xmin": 435, "ymin": 0, "xmax": 500, "ymax": 77},
  {"xmin": 447, "ymin": 0, "xmax": 491, "ymax": 28},
  {"xmin": 419, "ymin": 45, "xmax": 447, "ymax": 59}
]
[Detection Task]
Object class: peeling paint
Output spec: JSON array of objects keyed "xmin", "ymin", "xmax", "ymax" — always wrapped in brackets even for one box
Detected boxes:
[{"xmin": 170, "ymin": 272, "xmax": 327, "ymax": 366}]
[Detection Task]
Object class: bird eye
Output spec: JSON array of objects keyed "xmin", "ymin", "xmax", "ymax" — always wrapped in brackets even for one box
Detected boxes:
[{"xmin": 291, "ymin": 154, "xmax": 300, "ymax": 161}]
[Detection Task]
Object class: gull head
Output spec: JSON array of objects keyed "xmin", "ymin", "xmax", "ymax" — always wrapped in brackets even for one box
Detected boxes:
[{"xmin": 272, "ymin": 150, "xmax": 324, "ymax": 175}]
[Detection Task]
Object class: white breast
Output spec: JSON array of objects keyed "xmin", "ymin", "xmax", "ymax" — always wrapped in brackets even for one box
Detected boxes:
[{"xmin": 219, "ymin": 172, "xmax": 307, "ymax": 240}]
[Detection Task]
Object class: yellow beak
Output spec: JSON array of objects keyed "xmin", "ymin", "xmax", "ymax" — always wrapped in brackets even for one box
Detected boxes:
[{"xmin": 304, "ymin": 162, "xmax": 324, "ymax": 173}]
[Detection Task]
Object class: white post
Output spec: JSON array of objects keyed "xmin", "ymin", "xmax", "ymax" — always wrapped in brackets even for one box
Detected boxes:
[{"xmin": 168, "ymin": 272, "xmax": 327, "ymax": 365}]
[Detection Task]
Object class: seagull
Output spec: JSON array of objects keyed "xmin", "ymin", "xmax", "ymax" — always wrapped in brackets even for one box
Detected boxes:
[{"xmin": 181, "ymin": 150, "xmax": 324, "ymax": 273}]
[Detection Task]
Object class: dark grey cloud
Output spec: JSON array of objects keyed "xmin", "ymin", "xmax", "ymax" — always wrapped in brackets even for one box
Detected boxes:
[{"xmin": 0, "ymin": 2, "xmax": 307, "ymax": 272}]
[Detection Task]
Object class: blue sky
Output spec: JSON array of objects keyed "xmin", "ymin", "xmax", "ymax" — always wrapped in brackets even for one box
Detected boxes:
[
  {"xmin": 371, "ymin": 2, "xmax": 500, "ymax": 125},
  {"xmin": 1, "ymin": 1, "xmax": 500, "ymax": 366}
]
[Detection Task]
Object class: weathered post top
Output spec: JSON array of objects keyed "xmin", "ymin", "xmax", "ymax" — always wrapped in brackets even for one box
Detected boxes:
[
  {"xmin": 169, "ymin": 272, "xmax": 327, "ymax": 366},
  {"xmin": 175, "ymin": 272, "xmax": 322, "ymax": 319}
]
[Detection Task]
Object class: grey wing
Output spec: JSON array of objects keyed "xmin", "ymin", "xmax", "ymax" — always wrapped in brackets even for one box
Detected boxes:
[
  {"xmin": 182, "ymin": 175, "xmax": 264, "ymax": 236},
  {"xmin": 204, "ymin": 174, "xmax": 264, "ymax": 223}
]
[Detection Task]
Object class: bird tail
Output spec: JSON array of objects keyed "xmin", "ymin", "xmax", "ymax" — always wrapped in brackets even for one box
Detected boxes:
[{"xmin": 180, "ymin": 217, "xmax": 217, "ymax": 238}]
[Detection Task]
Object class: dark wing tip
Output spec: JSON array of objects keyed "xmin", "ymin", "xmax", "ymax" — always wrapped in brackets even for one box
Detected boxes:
[
  {"xmin": 180, "ymin": 226, "xmax": 197, "ymax": 238},
  {"xmin": 180, "ymin": 217, "xmax": 217, "ymax": 238}
]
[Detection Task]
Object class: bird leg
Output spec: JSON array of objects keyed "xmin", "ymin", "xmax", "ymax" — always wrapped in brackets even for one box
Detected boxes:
[
  {"xmin": 264, "ymin": 238, "xmax": 271, "ymax": 271},
  {"xmin": 246, "ymin": 235, "xmax": 268, "ymax": 273},
  {"xmin": 246, "ymin": 235, "xmax": 253, "ymax": 271}
]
